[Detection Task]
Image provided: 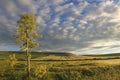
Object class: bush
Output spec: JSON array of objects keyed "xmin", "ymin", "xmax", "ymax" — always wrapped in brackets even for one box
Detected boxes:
[
  {"xmin": 31, "ymin": 65, "xmax": 47, "ymax": 80},
  {"xmin": 5, "ymin": 54, "xmax": 17, "ymax": 68}
]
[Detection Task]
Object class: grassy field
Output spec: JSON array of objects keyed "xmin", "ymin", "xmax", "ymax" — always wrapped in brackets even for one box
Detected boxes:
[{"xmin": 0, "ymin": 51, "xmax": 120, "ymax": 80}]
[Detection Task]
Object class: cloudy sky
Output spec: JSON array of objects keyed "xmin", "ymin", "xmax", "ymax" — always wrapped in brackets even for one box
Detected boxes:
[{"xmin": 0, "ymin": 0, "xmax": 120, "ymax": 54}]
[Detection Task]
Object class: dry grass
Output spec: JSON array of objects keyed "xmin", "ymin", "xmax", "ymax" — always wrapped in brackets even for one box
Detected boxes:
[{"xmin": 0, "ymin": 52, "xmax": 120, "ymax": 80}]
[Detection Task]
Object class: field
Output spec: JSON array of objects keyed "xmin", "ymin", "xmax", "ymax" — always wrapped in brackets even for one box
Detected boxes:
[{"xmin": 0, "ymin": 51, "xmax": 120, "ymax": 80}]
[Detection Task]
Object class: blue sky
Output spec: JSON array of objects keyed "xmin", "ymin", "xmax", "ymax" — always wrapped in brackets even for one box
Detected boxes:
[{"xmin": 0, "ymin": 0, "xmax": 120, "ymax": 54}]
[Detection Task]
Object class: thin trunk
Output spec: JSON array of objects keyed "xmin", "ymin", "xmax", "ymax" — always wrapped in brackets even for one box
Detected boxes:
[
  {"xmin": 27, "ymin": 49, "xmax": 30, "ymax": 80},
  {"xmin": 26, "ymin": 30, "xmax": 30, "ymax": 80}
]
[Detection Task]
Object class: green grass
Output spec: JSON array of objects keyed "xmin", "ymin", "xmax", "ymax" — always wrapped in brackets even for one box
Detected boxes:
[{"xmin": 0, "ymin": 51, "xmax": 120, "ymax": 80}]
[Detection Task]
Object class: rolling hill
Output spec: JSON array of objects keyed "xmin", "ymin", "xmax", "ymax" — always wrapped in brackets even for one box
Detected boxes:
[{"xmin": 0, "ymin": 51, "xmax": 120, "ymax": 61}]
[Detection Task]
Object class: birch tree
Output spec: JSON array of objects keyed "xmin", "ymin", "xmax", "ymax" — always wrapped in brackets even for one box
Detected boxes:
[{"xmin": 16, "ymin": 13, "xmax": 42, "ymax": 80}]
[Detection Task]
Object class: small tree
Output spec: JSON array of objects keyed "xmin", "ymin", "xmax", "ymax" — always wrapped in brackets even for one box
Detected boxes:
[
  {"xmin": 16, "ymin": 13, "xmax": 42, "ymax": 80},
  {"xmin": 6, "ymin": 54, "xmax": 17, "ymax": 68}
]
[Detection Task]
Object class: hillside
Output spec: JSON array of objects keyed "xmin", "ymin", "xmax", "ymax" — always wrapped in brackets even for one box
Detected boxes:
[
  {"xmin": 0, "ymin": 51, "xmax": 87, "ymax": 60},
  {"xmin": 0, "ymin": 51, "xmax": 120, "ymax": 61},
  {"xmin": 99, "ymin": 53, "xmax": 120, "ymax": 56}
]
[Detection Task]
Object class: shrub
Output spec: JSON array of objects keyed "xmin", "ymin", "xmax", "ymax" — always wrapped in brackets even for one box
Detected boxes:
[
  {"xmin": 5, "ymin": 54, "xmax": 17, "ymax": 68},
  {"xmin": 31, "ymin": 65, "xmax": 47, "ymax": 79}
]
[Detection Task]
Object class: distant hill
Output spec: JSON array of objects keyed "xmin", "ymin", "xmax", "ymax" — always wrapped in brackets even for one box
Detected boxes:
[
  {"xmin": 100, "ymin": 53, "xmax": 120, "ymax": 56},
  {"xmin": 84, "ymin": 53, "xmax": 120, "ymax": 57},
  {"xmin": 0, "ymin": 51, "xmax": 86, "ymax": 60},
  {"xmin": 0, "ymin": 51, "xmax": 76, "ymax": 57},
  {"xmin": 0, "ymin": 51, "xmax": 120, "ymax": 60}
]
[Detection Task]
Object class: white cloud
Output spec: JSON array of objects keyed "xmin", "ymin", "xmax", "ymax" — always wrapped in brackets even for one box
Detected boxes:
[
  {"xmin": 67, "ymin": 17, "xmax": 75, "ymax": 21},
  {"xmin": 92, "ymin": 40, "xmax": 120, "ymax": 48}
]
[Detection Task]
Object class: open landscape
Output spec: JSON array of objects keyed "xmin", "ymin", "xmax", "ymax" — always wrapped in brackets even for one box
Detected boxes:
[
  {"xmin": 0, "ymin": 0, "xmax": 120, "ymax": 80},
  {"xmin": 0, "ymin": 51, "xmax": 120, "ymax": 80}
]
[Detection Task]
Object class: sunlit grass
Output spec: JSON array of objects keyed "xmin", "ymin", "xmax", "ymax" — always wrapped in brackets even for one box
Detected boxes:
[{"xmin": 0, "ymin": 51, "xmax": 120, "ymax": 80}]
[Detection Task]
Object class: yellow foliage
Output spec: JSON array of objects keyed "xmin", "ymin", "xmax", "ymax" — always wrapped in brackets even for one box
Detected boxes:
[
  {"xmin": 33, "ymin": 65, "xmax": 47, "ymax": 78},
  {"xmin": 5, "ymin": 54, "xmax": 17, "ymax": 68},
  {"xmin": 16, "ymin": 13, "xmax": 42, "ymax": 50}
]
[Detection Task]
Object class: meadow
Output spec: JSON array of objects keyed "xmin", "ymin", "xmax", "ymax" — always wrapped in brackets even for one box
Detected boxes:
[{"xmin": 0, "ymin": 51, "xmax": 120, "ymax": 80}]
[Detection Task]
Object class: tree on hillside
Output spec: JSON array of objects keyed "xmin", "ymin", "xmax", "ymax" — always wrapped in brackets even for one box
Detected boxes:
[{"xmin": 16, "ymin": 13, "xmax": 42, "ymax": 80}]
